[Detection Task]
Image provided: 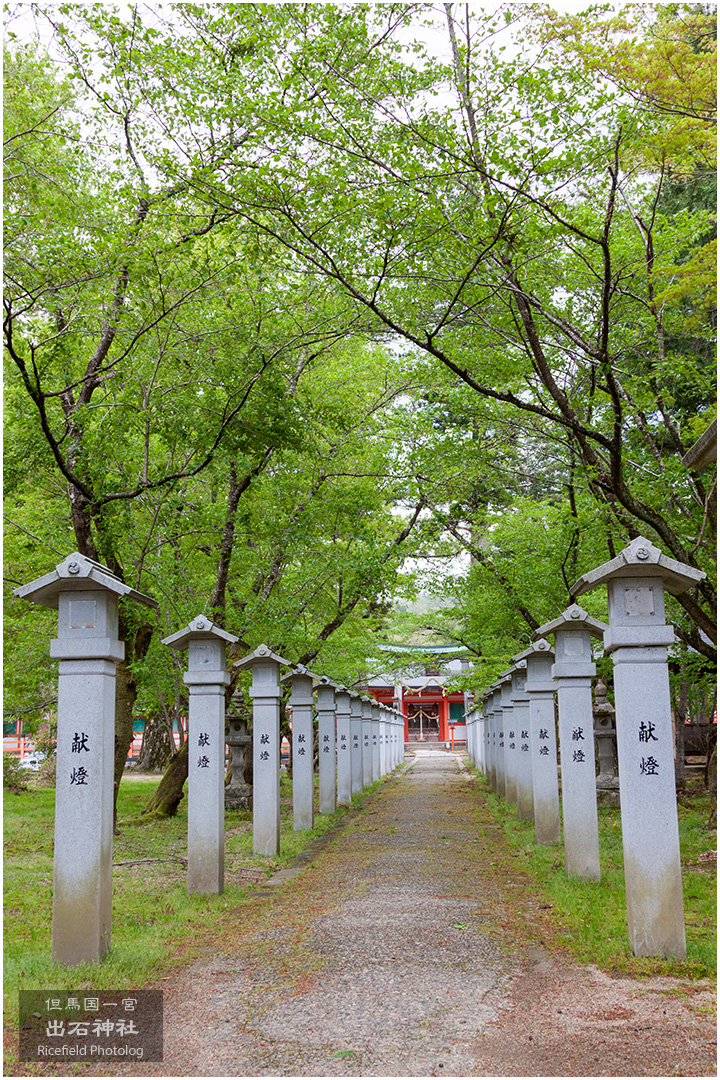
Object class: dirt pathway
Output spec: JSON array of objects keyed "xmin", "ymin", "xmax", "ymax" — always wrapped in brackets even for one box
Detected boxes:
[{"xmin": 101, "ymin": 750, "xmax": 714, "ymax": 1077}]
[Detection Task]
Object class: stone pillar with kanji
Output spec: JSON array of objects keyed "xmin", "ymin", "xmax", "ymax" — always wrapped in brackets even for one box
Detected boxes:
[
  {"xmin": 535, "ymin": 604, "xmax": 607, "ymax": 882},
  {"xmin": 573, "ymin": 536, "xmax": 705, "ymax": 958},
  {"xmin": 500, "ymin": 671, "xmax": 518, "ymax": 807},
  {"xmin": 516, "ymin": 638, "xmax": 561, "ymax": 845},
  {"xmin": 335, "ymin": 686, "xmax": 352, "ymax": 804},
  {"xmin": 377, "ymin": 704, "xmax": 385, "ymax": 776},
  {"xmin": 234, "ymin": 645, "xmax": 291, "ymax": 856},
  {"xmin": 510, "ymin": 662, "xmax": 534, "ymax": 821},
  {"xmin": 350, "ymin": 692, "xmax": 364, "ymax": 793},
  {"xmin": 497, "ymin": 673, "xmax": 513, "ymax": 800},
  {"xmin": 14, "ymin": 552, "xmax": 157, "ymax": 964},
  {"xmin": 283, "ymin": 666, "xmax": 317, "ymax": 832},
  {"xmin": 361, "ymin": 697, "xmax": 373, "ymax": 787},
  {"xmin": 371, "ymin": 700, "xmax": 381, "ymax": 782},
  {"xmin": 486, "ymin": 686, "xmax": 498, "ymax": 789},
  {"xmin": 163, "ymin": 615, "xmax": 239, "ymax": 894},
  {"xmin": 317, "ymin": 678, "xmax": 337, "ymax": 814},
  {"xmin": 480, "ymin": 694, "xmax": 491, "ymax": 777},
  {"xmin": 393, "ymin": 687, "xmax": 404, "ymax": 766}
]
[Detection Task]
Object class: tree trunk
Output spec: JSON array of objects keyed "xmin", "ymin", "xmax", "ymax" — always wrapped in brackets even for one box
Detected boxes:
[
  {"xmin": 141, "ymin": 742, "xmax": 189, "ymax": 818},
  {"xmin": 113, "ymin": 614, "xmax": 154, "ymax": 826},
  {"xmin": 706, "ymin": 744, "xmax": 716, "ymax": 828},
  {"xmin": 134, "ymin": 710, "xmax": 175, "ymax": 772},
  {"xmin": 113, "ymin": 656, "xmax": 139, "ymax": 830},
  {"xmin": 674, "ymin": 710, "xmax": 686, "ymax": 787}
]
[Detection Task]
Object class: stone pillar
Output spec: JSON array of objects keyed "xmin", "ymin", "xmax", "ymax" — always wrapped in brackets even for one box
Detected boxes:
[
  {"xmin": 516, "ymin": 639, "xmax": 561, "ymax": 844},
  {"xmin": 593, "ymin": 679, "xmax": 619, "ymax": 807},
  {"xmin": 164, "ymin": 615, "xmax": 238, "ymax": 894},
  {"xmin": 234, "ymin": 645, "xmax": 291, "ymax": 856},
  {"xmin": 371, "ymin": 701, "xmax": 381, "ymax": 782},
  {"xmin": 500, "ymin": 673, "xmax": 518, "ymax": 807},
  {"xmin": 224, "ymin": 693, "xmax": 252, "ymax": 810},
  {"xmin": 535, "ymin": 605, "xmax": 606, "ymax": 882},
  {"xmin": 486, "ymin": 687, "xmax": 498, "ymax": 789},
  {"xmin": 316, "ymin": 678, "xmax": 337, "ymax": 814},
  {"xmin": 473, "ymin": 706, "xmax": 483, "ymax": 772},
  {"xmin": 496, "ymin": 673, "xmax": 513, "ymax": 800},
  {"xmin": 14, "ymin": 552, "xmax": 157, "ymax": 964},
  {"xmin": 378, "ymin": 705, "xmax": 387, "ymax": 776},
  {"xmin": 361, "ymin": 697, "xmax": 373, "ymax": 787},
  {"xmin": 398, "ymin": 707, "xmax": 405, "ymax": 766},
  {"xmin": 335, "ymin": 686, "xmax": 352, "ymax": 805},
  {"xmin": 350, "ymin": 693, "xmax": 364, "ymax": 794},
  {"xmin": 510, "ymin": 663, "xmax": 534, "ymax": 821},
  {"xmin": 283, "ymin": 667, "xmax": 316, "ymax": 832},
  {"xmin": 466, "ymin": 708, "xmax": 475, "ymax": 767},
  {"xmin": 573, "ymin": 535, "xmax": 705, "ymax": 958},
  {"xmin": 481, "ymin": 696, "xmax": 491, "ymax": 777},
  {"xmin": 490, "ymin": 695, "xmax": 496, "ymax": 781}
]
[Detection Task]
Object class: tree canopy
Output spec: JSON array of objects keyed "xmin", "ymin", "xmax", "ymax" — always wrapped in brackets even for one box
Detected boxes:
[{"xmin": 4, "ymin": 2, "xmax": 716, "ymax": 770}]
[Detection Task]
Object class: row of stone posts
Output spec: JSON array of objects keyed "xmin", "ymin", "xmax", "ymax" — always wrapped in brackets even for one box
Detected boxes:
[
  {"xmin": 234, "ymin": 647, "xmax": 405, "ymax": 857},
  {"xmin": 466, "ymin": 536, "xmax": 705, "ymax": 961},
  {"xmin": 163, "ymin": 637, "xmax": 406, "ymax": 887},
  {"xmin": 14, "ymin": 554, "xmax": 405, "ymax": 966}
]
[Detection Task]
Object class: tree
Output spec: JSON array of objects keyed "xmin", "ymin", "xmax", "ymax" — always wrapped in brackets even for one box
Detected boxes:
[
  {"xmin": 188, "ymin": 1, "xmax": 714, "ymax": 660},
  {"xmin": 3, "ymin": 33, "xmax": 424, "ymax": 815},
  {"xmin": 5, "ymin": 4, "xmax": 715, "ymax": 815}
]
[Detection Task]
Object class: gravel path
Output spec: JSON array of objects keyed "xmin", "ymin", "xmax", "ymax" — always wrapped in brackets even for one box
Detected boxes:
[{"xmin": 99, "ymin": 750, "xmax": 715, "ymax": 1077}]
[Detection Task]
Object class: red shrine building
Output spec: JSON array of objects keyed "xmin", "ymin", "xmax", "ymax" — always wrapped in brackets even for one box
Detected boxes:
[{"xmin": 365, "ymin": 645, "xmax": 470, "ymax": 745}]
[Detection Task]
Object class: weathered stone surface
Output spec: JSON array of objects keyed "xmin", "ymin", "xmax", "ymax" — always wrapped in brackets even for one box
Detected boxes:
[
  {"xmin": 500, "ymin": 674, "xmax": 517, "ymax": 807},
  {"xmin": 14, "ymin": 552, "xmax": 156, "ymax": 965},
  {"xmin": 371, "ymin": 701, "xmax": 381, "ymax": 783},
  {"xmin": 515, "ymin": 639, "xmax": 560, "ymax": 845},
  {"xmin": 535, "ymin": 605, "xmax": 605, "ymax": 882},
  {"xmin": 573, "ymin": 538, "xmax": 699, "ymax": 959},
  {"xmin": 234, "ymin": 646, "xmax": 292, "ymax": 857},
  {"xmin": 350, "ymin": 693, "xmax": 364, "ymax": 794},
  {"xmin": 316, "ymin": 679, "xmax": 337, "ymax": 815},
  {"xmin": 165, "ymin": 616, "xmax": 238, "ymax": 895},
  {"xmin": 335, "ymin": 687, "xmax": 352, "ymax": 805},
  {"xmin": 284, "ymin": 669, "xmax": 316, "ymax": 832},
  {"xmin": 510, "ymin": 664, "xmax": 533, "ymax": 821},
  {"xmin": 361, "ymin": 697, "xmax": 373, "ymax": 789}
]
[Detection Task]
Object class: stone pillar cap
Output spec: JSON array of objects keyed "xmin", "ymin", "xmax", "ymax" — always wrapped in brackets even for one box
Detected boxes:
[
  {"xmin": 571, "ymin": 536, "xmax": 706, "ymax": 597},
  {"xmin": 512, "ymin": 638, "xmax": 555, "ymax": 663},
  {"xmin": 535, "ymin": 604, "xmax": 608, "ymax": 640},
  {"xmin": 281, "ymin": 664, "xmax": 323, "ymax": 685},
  {"xmin": 162, "ymin": 614, "xmax": 239, "ymax": 650},
  {"xmin": 319, "ymin": 675, "xmax": 340, "ymax": 689},
  {"xmin": 233, "ymin": 643, "xmax": 293, "ymax": 670},
  {"xmin": 498, "ymin": 661, "xmax": 525, "ymax": 682},
  {"xmin": 13, "ymin": 551, "xmax": 157, "ymax": 610}
]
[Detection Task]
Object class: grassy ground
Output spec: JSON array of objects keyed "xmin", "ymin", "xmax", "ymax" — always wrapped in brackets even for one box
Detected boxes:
[
  {"xmin": 5, "ymin": 758, "xmax": 714, "ymax": 1016},
  {"xmin": 3, "ymin": 769, "xmax": 387, "ymax": 1007},
  {"xmin": 470, "ymin": 767, "xmax": 717, "ymax": 979}
]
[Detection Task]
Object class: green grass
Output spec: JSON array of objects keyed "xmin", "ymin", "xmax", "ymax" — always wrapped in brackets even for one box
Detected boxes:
[
  {"xmin": 470, "ymin": 766, "xmax": 717, "ymax": 979},
  {"xmin": 3, "ymin": 768, "xmax": 390, "ymax": 1007}
]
